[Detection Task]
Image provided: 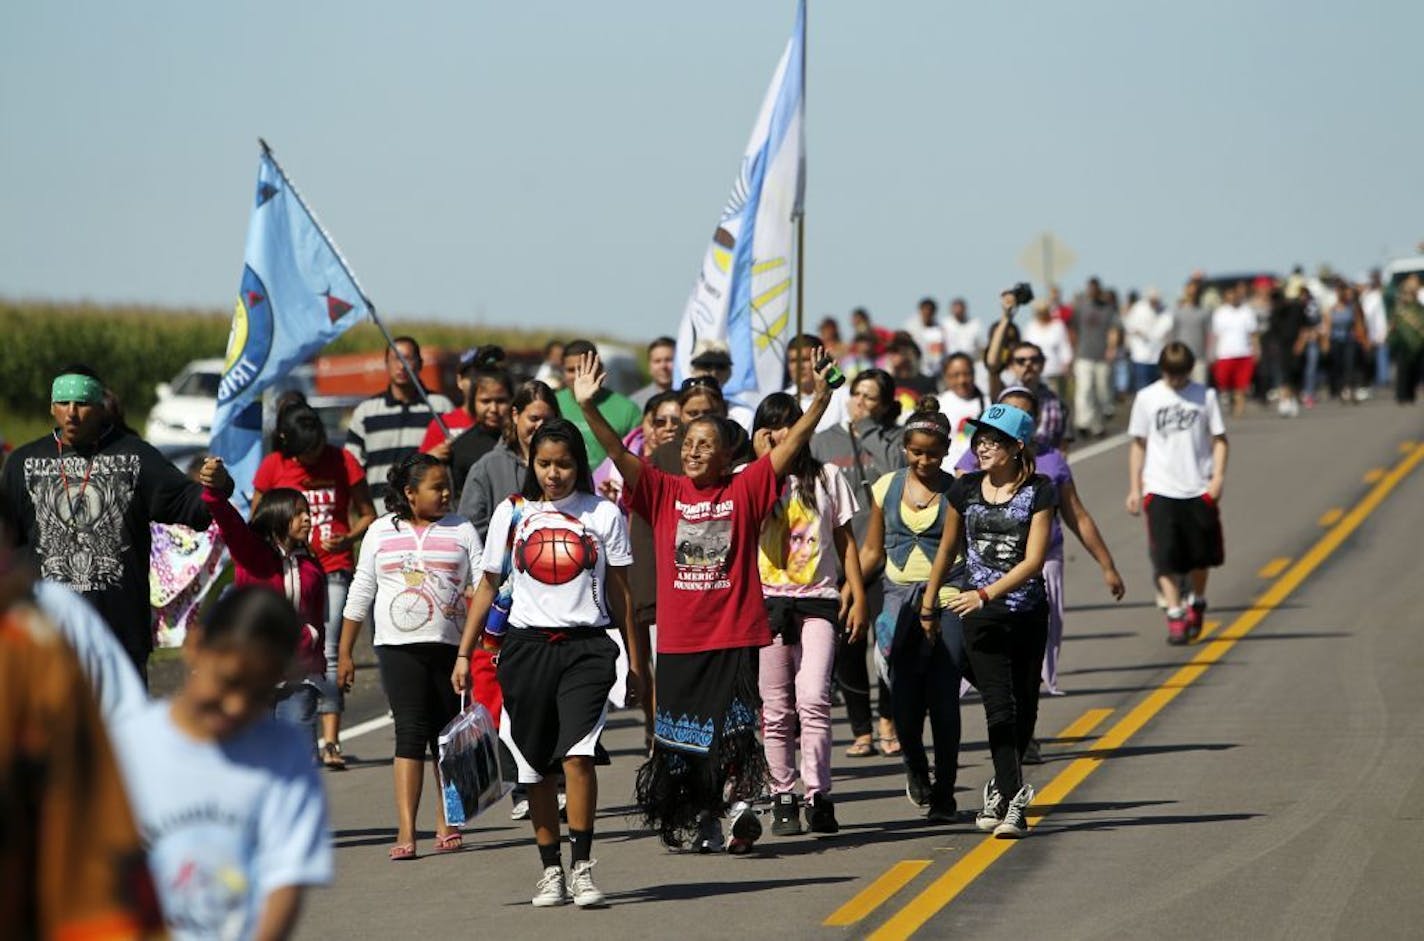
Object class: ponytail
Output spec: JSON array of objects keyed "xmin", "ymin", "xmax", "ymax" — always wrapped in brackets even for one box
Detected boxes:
[{"xmin": 386, "ymin": 452, "xmax": 443, "ymax": 528}]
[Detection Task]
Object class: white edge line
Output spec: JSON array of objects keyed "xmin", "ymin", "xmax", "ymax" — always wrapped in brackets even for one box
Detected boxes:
[
  {"xmin": 342, "ymin": 712, "xmax": 394, "ymax": 741},
  {"xmin": 1066, "ymin": 431, "xmax": 1130, "ymax": 465}
]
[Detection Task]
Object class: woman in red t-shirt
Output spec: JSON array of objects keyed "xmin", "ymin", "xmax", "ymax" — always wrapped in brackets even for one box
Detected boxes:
[
  {"xmin": 252, "ymin": 402, "xmax": 376, "ymax": 770},
  {"xmin": 572, "ymin": 351, "xmax": 837, "ymax": 856}
]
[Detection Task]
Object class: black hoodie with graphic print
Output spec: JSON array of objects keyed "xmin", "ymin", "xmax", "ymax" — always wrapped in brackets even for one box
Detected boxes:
[{"xmin": 0, "ymin": 426, "xmax": 212, "ymax": 668}]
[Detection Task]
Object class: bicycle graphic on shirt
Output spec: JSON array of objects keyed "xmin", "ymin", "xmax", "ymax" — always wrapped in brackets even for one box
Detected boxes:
[{"xmin": 388, "ymin": 554, "xmax": 463, "ymax": 632}]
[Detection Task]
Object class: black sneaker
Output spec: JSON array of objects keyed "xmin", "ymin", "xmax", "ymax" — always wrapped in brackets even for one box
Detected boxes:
[
  {"xmin": 905, "ymin": 768, "xmax": 933, "ymax": 808},
  {"xmin": 926, "ymin": 783, "xmax": 958, "ymax": 824},
  {"xmin": 727, "ymin": 801, "xmax": 761, "ymax": 855},
  {"xmin": 1022, "ymin": 738, "xmax": 1043, "ymax": 765},
  {"xmin": 993, "ymin": 784, "xmax": 1034, "ymax": 839},
  {"xmin": 805, "ymin": 793, "xmax": 839, "ymax": 834},
  {"xmin": 693, "ymin": 811, "xmax": 724, "ymax": 854},
  {"xmin": 771, "ymin": 793, "xmax": 803, "ymax": 836}
]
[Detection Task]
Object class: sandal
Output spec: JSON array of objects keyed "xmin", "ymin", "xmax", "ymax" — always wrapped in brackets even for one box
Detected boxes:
[
  {"xmin": 878, "ymin": 734, "xmax": 902, "ymax": 757},
  {"xmin": 321, "ymin": 741, "xmax": 347, "ymax": 771},
  {"xmin": 388, "ymin": 842, "xmax": 416, "ymax": 861},
  {"xmin": 845, "ymin": 737, "xmax": 876, "ymax": 759},
  {"xmin": 434, "ymin": 832, "xmax": 463, "ymax": 853}
]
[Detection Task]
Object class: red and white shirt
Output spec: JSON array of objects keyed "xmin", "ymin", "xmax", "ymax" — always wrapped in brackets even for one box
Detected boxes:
[
  {"xmin": 343, "ymin": 514, "xmax": 483, "ymax": 646},
  {"xmin": 630, "ymin": 455, "xmax": 781, "ymax": 654}
]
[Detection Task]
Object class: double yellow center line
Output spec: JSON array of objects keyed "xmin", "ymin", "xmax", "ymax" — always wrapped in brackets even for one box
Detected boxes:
[{"xmin": 825, "ymin": 440, "xmax": 1424, "ymax": 939}]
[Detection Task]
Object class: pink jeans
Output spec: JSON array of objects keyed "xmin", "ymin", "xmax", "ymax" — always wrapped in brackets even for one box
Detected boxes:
[{"xmin": 758, "ymin": 617, "xmax": 836, "ymax": 799}]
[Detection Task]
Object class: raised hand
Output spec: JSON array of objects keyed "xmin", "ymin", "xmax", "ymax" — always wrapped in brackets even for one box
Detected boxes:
[{"xmin": 570, "ymin": 351, "xmax": 606, "ymax": 406}]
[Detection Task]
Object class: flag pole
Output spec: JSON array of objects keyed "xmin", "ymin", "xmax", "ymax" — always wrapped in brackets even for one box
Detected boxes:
[
  {"xmin": 256, "ymin": 139, "xmax": 449, "ymax": 438},
  {"xmin": 793, "ymin": 0, "xmax": 807, "ymax": 344}
]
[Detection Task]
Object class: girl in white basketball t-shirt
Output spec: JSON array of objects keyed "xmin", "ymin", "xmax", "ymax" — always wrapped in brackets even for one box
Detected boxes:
[{"xmin": 454, "ymin": 418, "xmax": 639, "ymax": 909}]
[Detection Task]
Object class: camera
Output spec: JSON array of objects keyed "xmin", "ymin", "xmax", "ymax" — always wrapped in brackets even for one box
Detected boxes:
[
  {"xmin": 814, "ymin": 352, "xmax": 846, "ymax": 389},
  {"xmin": 1010, "ymin": 282, "xmax": 1034, "ymax": 307}
]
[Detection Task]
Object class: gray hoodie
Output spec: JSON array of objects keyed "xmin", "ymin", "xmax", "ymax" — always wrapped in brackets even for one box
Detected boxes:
[
  {"xmin": 811, "ymin": 417, "xmax": 905, "ymax": 542},
  {"xmin": 457, "ymin": 440, "xmax": 527, "ymax": 540}
]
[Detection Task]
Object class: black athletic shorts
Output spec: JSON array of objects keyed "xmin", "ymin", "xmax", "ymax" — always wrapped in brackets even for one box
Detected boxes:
[
  {"xmin": 496, "ymin": 627, "xmax": 617, "ymax": 784},
  {"xmin": 1144, "ymin": 493, "xmax": 1224, "ymax": 575}
]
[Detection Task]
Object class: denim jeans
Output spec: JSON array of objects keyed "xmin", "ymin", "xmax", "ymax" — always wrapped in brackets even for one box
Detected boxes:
[
  {"xmin": 275, "ymin": 680, "xmax": 320, "ymax": 747},
  {"xmin": 316, "ymin": 570, "xmax": 352, "ymax": 716},
  {"xmin": 888, "ymin": 594, "xmax": 968, "ymax": 794},
  {"xmin": 1130, "ymin": 362, "xmax": 1160, "ymax": 393},
  {"xmin": 1375, "ymin": 343, "xmax": 1391, "ymax": 388}
]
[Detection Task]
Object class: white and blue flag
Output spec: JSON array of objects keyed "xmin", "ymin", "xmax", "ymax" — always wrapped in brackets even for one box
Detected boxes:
[
  {"xmin": 210, "ymin": 146, "xmax": 369, "ymax": 511},
  {"xmin": 676, "ymin": 0, "xmax": 805, "ymax": 399}
]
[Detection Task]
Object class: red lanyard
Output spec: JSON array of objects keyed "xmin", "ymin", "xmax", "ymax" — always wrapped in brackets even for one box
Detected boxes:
[{"xmin": 55, "ymin": 438, "xmax": 96, "ymax": 522}]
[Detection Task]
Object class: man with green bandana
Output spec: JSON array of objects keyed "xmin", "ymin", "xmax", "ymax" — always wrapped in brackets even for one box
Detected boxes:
[{"xmin": 0, "ymin": 364, "xmax": 229, "ymax": 681}]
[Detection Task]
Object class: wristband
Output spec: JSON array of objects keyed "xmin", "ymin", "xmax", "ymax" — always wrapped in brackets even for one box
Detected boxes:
[
  {"xmin": 976, "ymin": 588, "xmax": 990, "ymax": 606},
  {"xmin": 918, "ymin": 610, "xmax": 936, "ymax": 620},
  {"xmin": 456, "ymin": 652, "xmax": 470, "ymax": 659}
]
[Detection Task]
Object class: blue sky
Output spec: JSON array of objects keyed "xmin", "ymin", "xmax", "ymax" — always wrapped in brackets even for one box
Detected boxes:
[{"xmin": 3, "ymin": 1, "xmax": 1421, "ymax": 341}]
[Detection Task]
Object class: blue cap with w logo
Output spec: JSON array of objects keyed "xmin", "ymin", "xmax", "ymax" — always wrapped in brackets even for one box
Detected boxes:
[{"xmin": 966, "ymin": 403, "xmax": 1036, "ymax": 446}]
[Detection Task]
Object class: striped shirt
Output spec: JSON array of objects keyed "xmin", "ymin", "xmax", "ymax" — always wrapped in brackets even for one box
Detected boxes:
[
  {"xmin": 343, "ymin": 513, "xmax": 483, "ymax": 646},
  {"xmin": 344, "ymin": 389, "xmax": 454, "ymax": 514}
]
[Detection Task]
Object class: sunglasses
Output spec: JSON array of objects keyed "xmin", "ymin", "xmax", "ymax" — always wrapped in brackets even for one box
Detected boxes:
[
  {"xmin": 680, "ymin": 376, "xmax": 721, "ymax": 391},
  {"xmin": 652, "ymin": 416, "xmax": 682, "ymax": 427},
  {"xmin": 1012, "ymin": 356, "xmax": 1045, "ymax": 366}
]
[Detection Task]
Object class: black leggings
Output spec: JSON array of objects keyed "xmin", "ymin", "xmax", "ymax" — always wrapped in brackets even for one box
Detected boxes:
[
  {"xmin": 961, "ymin": 606, "xmax": 1049, "ymax": 798},
  {"xmin": 890, "ymin": 607, "xmax": 968, "ymax": 791},
  {"xmin": 376, "ymin": 643, "xmax": 461, "ymax": 761},
  {"xmin": 837, "ymin": 635, "xmax": 892, "ymax": 738}
]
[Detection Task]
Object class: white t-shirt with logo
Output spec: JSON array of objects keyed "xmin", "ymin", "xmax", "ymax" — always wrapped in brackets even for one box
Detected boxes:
[
  {"xmin": 1210, "ymin": 304, "xmax": 1258, "ymax": 360},
  {"xmin": 1128, "ymin": 380, "xmax": 1227, "ymax": 499},
  {"xmin": 483, "ymin": 491, "xmax": 632, "ymax": 629},
  {"xmin": 938, "ymin": 389, "xmax": 987, "ymax": 469},
  {"xmin": 112, "ymin": 702, "xmax": 331, "ymax": 941},
  {"xmin": 757, "ymin": 465, "xmax": 858, "ymax": 600}
]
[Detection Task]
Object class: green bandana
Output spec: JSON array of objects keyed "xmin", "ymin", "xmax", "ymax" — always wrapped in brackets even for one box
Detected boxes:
[{"xmin": 51, "ymin": 374, "xmax": 105, "ymax": 405}]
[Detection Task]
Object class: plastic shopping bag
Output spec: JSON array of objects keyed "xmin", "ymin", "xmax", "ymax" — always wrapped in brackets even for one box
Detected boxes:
[{"xmin": 437, "ymin": 699, "xmax": 510, "ymax": 827}]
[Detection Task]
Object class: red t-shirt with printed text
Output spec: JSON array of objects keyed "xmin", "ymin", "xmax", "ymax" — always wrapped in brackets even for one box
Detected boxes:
[
  {"xmin": 253, "ymin": 446, "xmax": 366, "ymax": 573},
  {"xmin": 418, "ymin": 409, "xmax": 473, "ymax": 453},
  {"xmin": 630, "ymin": 454, "xmax": 779, "ymax": 654}
]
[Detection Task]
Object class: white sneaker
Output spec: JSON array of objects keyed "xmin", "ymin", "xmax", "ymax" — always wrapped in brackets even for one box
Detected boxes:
[
  {"xmin": 975, "ymin": 780, "xmax": 1005, "ymax": 832},
  {"xmin": 532, "ymin": 866, "xmax": 568, "ymax": 907},
  {"xmin": 568, "ymin": 859, "xmax": 606, "ymax": 907},
  {"xmin": 510, "ymin": 798, "xmax": 530, "ymax": 821},
  {"xmin": 994, "ymin": 784, "xmax": 1035, "ymax": 839}
]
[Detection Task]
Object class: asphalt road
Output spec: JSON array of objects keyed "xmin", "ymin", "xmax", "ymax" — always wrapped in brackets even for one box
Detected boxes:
[{"xmin": 297, "ymin": 396, "xmax": 1424, "ymax": 941}]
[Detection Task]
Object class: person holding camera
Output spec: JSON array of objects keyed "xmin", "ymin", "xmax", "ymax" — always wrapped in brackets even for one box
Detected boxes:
[{"xmin": 986, "ymin": 286, "xmax": 1074, "ymax": 451}]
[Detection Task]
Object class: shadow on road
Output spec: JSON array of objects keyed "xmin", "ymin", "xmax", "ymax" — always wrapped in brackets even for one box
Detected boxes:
[
  {"xmin": 1055, "ymin": 741, "xmax": 1238, "ymax": 762},
  {"xmin": 1036, "ymin": 811, "xmax": 1261, "ymax": 835},
  {"xmin": 608, "ymin": 875, "xmax": 855, "ymax": 905}
]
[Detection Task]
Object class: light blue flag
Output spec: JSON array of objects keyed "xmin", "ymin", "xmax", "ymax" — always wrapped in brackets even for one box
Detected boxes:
[
  {"xmin": 676, "ymin": 0, "xmax": 805, "ymax": 399},
  {"xmin": 210, "ymin": 146, "xmax": 370, "ymax": 511}
]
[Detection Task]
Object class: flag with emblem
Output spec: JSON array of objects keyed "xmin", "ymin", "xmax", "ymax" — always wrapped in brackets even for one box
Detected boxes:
[
  {"xmin": 675, "ymin": 0, "xmax": 804, "ymax": 398},
  {"xmin": 210, "ymin": 141, "xmax": 371, "ymax": 510}
]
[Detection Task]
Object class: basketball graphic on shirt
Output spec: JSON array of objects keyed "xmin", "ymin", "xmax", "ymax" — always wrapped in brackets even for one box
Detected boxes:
[{"xmin": 514, "ymin": 511, "xmax": 598, "ymax": 586}]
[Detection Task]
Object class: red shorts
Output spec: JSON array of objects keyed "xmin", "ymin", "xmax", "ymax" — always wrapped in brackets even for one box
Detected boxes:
[{"xmin": 1212, "ymin": 356, "xmax": 1255, "ymax": 392}]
